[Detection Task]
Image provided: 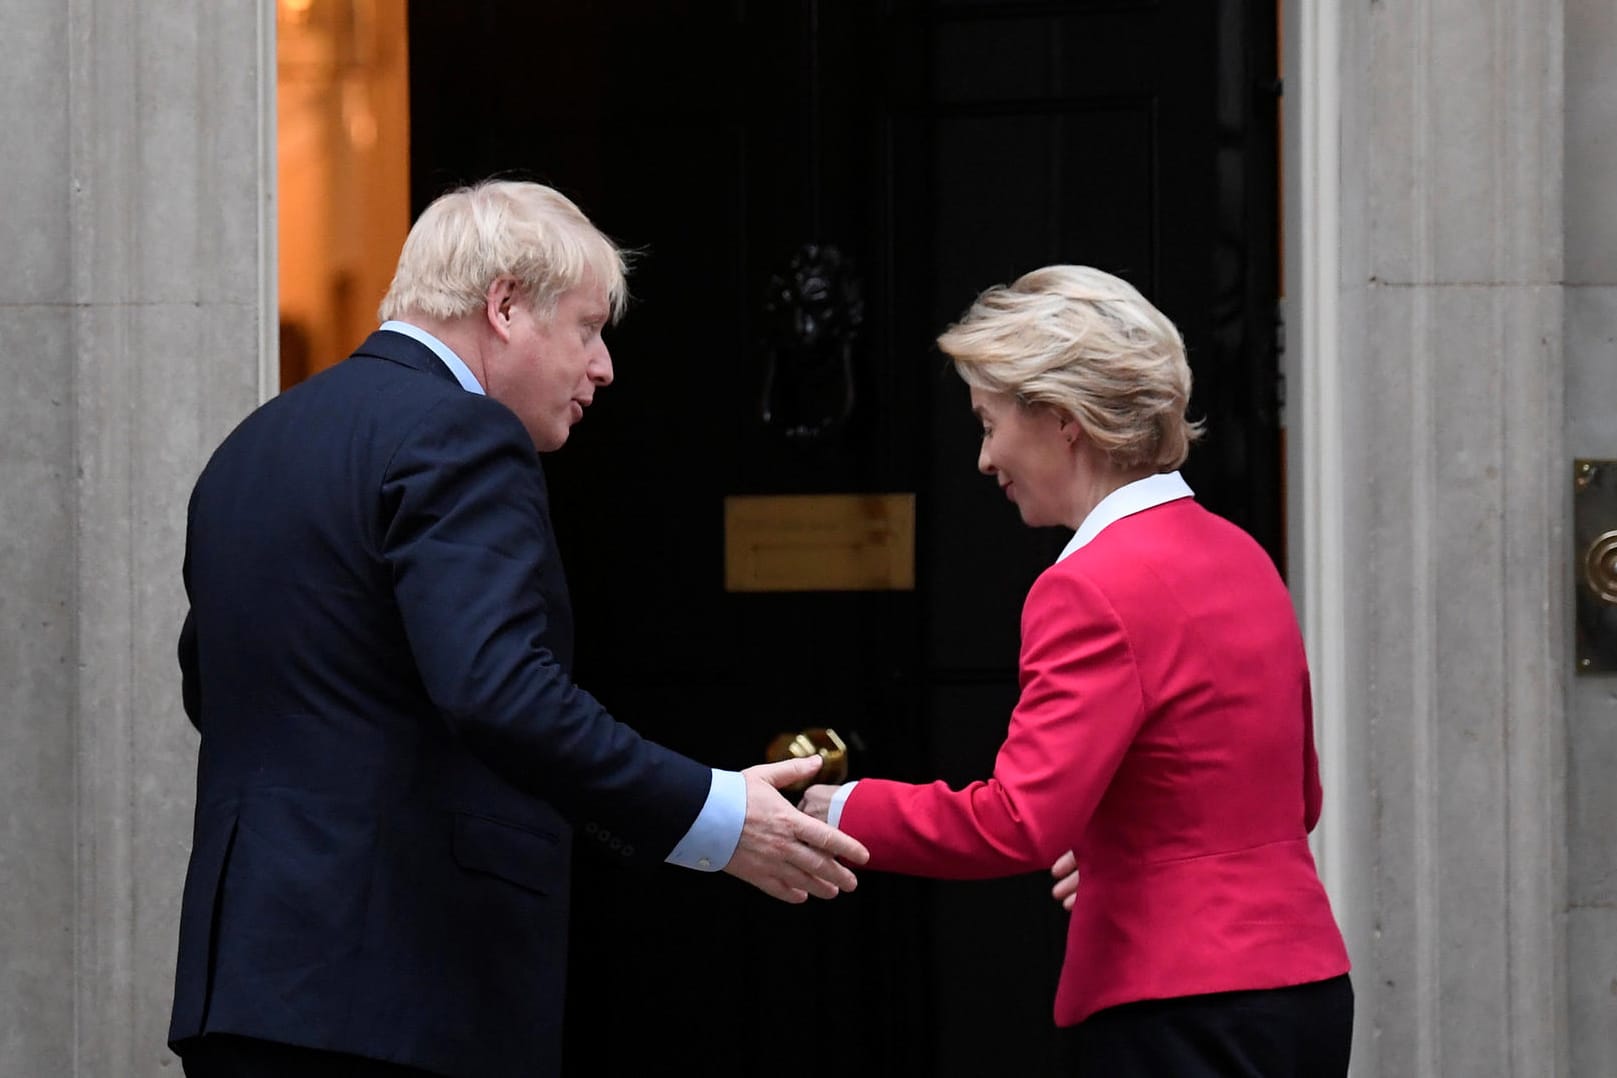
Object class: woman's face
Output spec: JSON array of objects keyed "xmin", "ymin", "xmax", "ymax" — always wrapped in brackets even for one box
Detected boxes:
[{"xmin": 970, "ymin": 387, "xmax": 1080, "ymax": 528}]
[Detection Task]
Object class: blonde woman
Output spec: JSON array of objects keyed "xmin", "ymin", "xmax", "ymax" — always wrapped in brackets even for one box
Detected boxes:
[{"xmin": 804, "ymin": 266, "xmax": 1351, "ymax": 1076}]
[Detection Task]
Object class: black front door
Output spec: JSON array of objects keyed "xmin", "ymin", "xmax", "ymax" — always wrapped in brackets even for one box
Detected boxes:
[{"xmin": 408, "ymin": 3, "xmax": 1279, "ymax": 1073}]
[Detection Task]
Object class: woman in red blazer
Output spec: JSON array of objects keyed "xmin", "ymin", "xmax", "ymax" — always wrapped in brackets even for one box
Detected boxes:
[{"xmin": 803, "ymin": 266, "xmax": 1351, "ymax": 1076}]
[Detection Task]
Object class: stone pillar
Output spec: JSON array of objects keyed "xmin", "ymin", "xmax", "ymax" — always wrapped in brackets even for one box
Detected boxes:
[
  {"xmin": 0, "ymin": 1, "xmax": 271, "ymax": 1074},
  {"xmin": 1, "ymin": 3, "xmax": 77, "ymax": 1067},
  {"xmin": 1565, "ymin": 1, "xmax": 1617, "ymax": 1073},
  {"xmin": 1298, "ymin": 0, "xmax": 1570, "ymax": 1073}
]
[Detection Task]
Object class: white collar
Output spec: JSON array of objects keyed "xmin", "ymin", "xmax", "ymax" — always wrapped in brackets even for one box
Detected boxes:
[
  {"xmin": 379, "ymin": 320, "xmax": 486, "ymax": 395},
  {"xmin": 1056, "ymin": 471, "xmax": 1194, "ymax": 563}
]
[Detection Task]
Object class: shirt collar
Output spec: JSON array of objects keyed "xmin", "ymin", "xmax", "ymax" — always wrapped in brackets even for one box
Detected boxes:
[
  {"xmin": 379, "ymin": 320, "xmax": 485, "ymax": 395},
  {"xmin": 1057, "ymin": 470, "xmax": 1194, "ymax": 563}
]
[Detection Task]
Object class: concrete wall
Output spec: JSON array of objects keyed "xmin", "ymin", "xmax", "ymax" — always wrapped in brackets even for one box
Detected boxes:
[
  {"xmin": 1565, "ymin": 1, "xmax": 1617, "ymax": 1073},
  {"xmin": 0, "ymin": 1, "xmax": 270, "ymax": 1074},
  {"xmin": 1294, "ymin": 0, "xmax": 1572, "ymax": 1074},
  {"xmin": 1, "ymin": 3, "xmax": 76, "ymax": 1067},
  {"xmin": 1355, "ymin": 0, "xmax": 1568, "ymax": 1070}
]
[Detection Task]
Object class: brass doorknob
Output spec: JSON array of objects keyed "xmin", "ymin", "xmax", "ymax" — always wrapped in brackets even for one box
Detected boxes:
[
  {"xmin": 1586, "ymin": 530, "xmax": 1617, "ymax": 604},
  {"xmin": 765, "ymin": 727, "xmax": 850, "ymax": 789}
]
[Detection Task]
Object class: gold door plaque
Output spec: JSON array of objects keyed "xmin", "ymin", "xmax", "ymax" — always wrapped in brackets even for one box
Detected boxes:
[{"xmin": 724, "ymin": 493, "xmax": 916, "ymax": 592}]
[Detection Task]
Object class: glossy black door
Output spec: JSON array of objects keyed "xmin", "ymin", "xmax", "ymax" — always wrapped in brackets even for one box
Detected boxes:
[{"xmin": 408, "ymin": 3, "xmax": 1279, "ymax": 1074}]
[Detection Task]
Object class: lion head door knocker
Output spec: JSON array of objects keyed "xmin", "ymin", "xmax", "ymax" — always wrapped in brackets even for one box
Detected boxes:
[{"xmin": 758, "ymin": 243, "xmax": 865, "ymax": 444}]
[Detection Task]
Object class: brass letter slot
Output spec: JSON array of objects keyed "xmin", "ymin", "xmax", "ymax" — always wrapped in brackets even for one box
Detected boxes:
[{"xmin": 1574, "ymin": 460, "xmax": 1617, "ymax": 673}]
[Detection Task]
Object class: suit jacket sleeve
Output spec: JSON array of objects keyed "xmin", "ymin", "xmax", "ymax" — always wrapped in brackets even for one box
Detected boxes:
[
  {"xmin": 379, "ymin": 395, "xmax": 710, "ymax": 860},
  {"xmin": 177, "ymin": 496, "xmax": 201, "ymax": 732},
  {"xmin": 840, "ymin": 567, "xmax": 1146, "ymax": 878},
  {"xmin": 178, "ymin": 610, "xmax": 200, "ymax": 731}
]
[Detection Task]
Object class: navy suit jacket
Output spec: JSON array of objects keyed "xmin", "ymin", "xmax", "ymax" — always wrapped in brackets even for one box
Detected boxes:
[{"xmin": 168, "ymin": 330, "xmax": 711, "ymax": 1076}]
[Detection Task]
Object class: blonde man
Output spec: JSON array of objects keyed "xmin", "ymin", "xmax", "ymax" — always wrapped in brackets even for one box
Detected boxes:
[{"xmin": 170, "ymin": 180, "xmax": 867, "ymax": 1078}]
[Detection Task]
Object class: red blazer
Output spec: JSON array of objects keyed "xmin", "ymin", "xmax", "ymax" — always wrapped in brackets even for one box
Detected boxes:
[{"xmin": 840, "ymin": 497, "xmax": 1349, "ymax": 1026}]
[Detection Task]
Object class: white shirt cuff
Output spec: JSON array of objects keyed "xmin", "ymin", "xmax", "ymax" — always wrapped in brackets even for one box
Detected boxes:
[
  {"xmin": 827, "ymin": 780, "xmax": 860, "ymax": 830},
  {"xmin": 664, "ymin": 769, "xmax": 745, "ymax": 871}
]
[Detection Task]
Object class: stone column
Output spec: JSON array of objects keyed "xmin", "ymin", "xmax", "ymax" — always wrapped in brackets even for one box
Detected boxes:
[
  {"xmin": 1313, "ymin": 0, "xmax": 1570, "ymax": 1073},
  {"xmin": 1565, "ymin": 1, "xmax": 1617, "ymax": 1074},
  {"xmin": 1, "ymin": 2, "xmax": 77, "ymax": 1068},
  {"xmin": 0, "ymin": 1, "xmax": 271, "ymax": 1074}
]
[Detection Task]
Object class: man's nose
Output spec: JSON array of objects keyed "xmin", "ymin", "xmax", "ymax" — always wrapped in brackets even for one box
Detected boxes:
[{"xmin": 591, "ymin": 344, "xmax": 613, "ymax": 386}]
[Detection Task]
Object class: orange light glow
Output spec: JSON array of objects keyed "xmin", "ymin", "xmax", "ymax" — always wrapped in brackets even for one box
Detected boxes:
[{"xmin": 276, "ymin": 0, "xmax": 410, "ymax": 388}]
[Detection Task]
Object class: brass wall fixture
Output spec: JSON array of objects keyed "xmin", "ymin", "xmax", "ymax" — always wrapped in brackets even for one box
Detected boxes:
[
  {"xmin": 1585, "ymin": 530, "xmax": 1617, "ymax": 605},
  {"xmin": 765, "ymin": 727, "xmax": 850, "ymax": 791},
  {"xmin": 757, "ymin": 243, "xmax": 864, "ymax": 444},
  {"xmin": 1574, "ymin": 460, "xmax": 1617, "ymax": 673}
]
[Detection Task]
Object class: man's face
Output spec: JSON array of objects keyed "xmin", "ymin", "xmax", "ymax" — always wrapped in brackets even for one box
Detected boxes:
[{"xmin": 484, "ymin": 280, "xmax": 614, "ymax": 452}]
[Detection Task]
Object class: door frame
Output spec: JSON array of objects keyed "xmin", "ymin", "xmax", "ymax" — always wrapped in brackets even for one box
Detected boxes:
[
  {"xmin": 250, "ymin": 0, "xmax": 1368, "ymax": 1056},
  {"xmin": 257, "ymin": 0, "xmax": 279, "ymax": 404},
  {"xmin": 1282, "ymin": 3, "xmax": 1369, "ymax": 1073}
]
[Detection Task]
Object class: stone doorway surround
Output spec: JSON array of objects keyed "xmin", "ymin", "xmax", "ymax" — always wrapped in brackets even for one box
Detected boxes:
[
  {"xmin": 0, "ymin": 0, "xmax": 1601, "ymax": 1074},
  {"xmin": 1286, "ymin": 0, "xmax": 1574, "ymax": 1075},
  {"xmin": 0, "ymin": 1, "xmax": 274, "ymax": 1073}
]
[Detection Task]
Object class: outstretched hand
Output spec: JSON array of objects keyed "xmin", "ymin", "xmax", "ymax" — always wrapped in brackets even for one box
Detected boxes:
[
  {"xmin": 797, "ymin": 783, "xmax": 838, "ymax": 824},
  {"xmin": 1050, "ymin": 849, "xmax": 1079, "ymax": 911},
  {"xmin": 723, "ymin": 756, "xmax": 870, "ymax": 904}
]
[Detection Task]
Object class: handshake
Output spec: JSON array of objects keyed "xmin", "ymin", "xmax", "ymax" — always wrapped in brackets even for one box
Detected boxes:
[
  {"xmin": 726, "ymin": 757, "xmax": 1081, "ymax": 913},
  {"xmin": 721, "ymin": 754, "xmax": 868, "ymax": 904}
]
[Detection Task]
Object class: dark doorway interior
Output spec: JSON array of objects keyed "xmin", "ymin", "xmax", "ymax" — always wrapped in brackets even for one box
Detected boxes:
[{"xmin": 408, "ymin": 3, "xmax": 1280, "ymax": 1074}]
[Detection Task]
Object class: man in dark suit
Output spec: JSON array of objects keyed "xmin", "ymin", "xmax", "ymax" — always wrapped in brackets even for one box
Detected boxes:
[{"xmin": 168, "ymin": 180, "xmax": 868, "ymax": 1078}]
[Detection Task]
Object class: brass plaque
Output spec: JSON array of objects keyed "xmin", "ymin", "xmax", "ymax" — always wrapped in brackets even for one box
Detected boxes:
[{"xmin": 725, "ymin": 493, "xmax": 915, "ymax": 592}]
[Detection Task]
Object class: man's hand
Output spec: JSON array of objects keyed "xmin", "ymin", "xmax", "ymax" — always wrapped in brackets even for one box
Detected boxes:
[
  {"xmin": 798, "ymin": 783, "xmax": 838, "ymax": 824},
  {"xmin": 723, "ymin": 756, "xmax": 870, "ymax": 904},
  {"xmin": 1050, "ymin": 849, "xmax": 1078, "ymax": 912}
]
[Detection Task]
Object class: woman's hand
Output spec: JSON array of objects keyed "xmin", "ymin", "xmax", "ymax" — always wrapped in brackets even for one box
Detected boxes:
[
  {"xmin": 798, "ymin": 783, "xmax": 840, "ymax": 824},
  {"xmin": 1050, "ymin": 849, "xmax": 1079, "ymax": 911}
]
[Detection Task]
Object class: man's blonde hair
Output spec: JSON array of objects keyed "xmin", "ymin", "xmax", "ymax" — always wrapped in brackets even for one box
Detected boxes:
[
  {"xmin": 938, "ymin": 265, "xmax": 1203, "ymax": 470},
  {"xmin": 378, "ymin": 180, "xmax": 628, "ymax": 324}
]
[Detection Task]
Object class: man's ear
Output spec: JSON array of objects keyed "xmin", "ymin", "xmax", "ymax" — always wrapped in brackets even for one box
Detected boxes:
[{"xmin": 485, "ymin": 277, "xmax": 519, "ymax": 341}]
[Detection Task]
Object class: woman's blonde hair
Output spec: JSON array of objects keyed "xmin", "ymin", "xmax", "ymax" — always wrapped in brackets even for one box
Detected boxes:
[
  {"xmin": 938, "ymin": 265, "xmax": 1203, "ymax": 470},
  {"xmin": 377, "ymin": 180, "xmax": 629, "ymax": 325}
]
